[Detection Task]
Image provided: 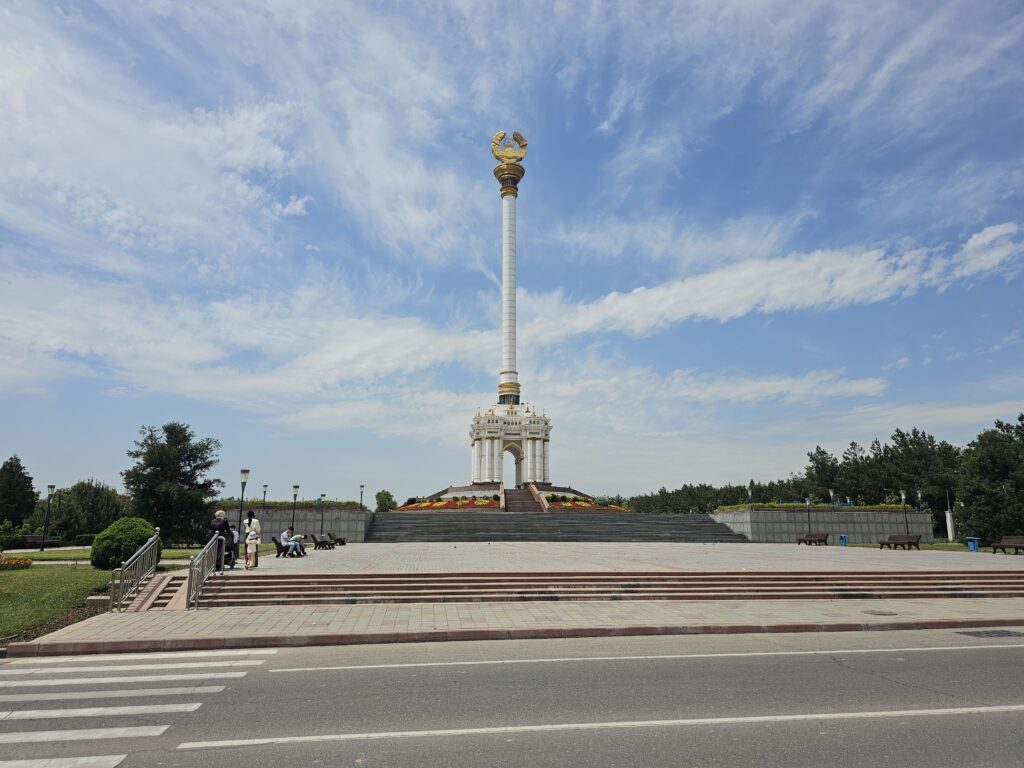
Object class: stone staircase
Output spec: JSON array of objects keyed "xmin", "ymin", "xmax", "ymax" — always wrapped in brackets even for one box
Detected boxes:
[
  {"xmin": 365, "ymin": 511, "xmax": 749, "ymax": 543},
  {"xmin": 504, "ymin": 488, "xmax": 544, "ymax": 513},
  {"xmin": 196, "ymin": 570, "xmax": 1024, "ymax": 608}
]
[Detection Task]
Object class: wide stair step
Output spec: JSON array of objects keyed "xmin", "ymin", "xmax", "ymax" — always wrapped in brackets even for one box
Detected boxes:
[
  {"xmin": 366, "ymin": 511, "xmax": 749, "ymax": 543},
  {"xmin": 194, "ymin": 570, "xmax": 1024, "ymax": 608}
]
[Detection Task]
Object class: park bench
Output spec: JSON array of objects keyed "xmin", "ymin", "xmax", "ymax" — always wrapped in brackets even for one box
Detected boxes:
[
  {"xmin": 797, "ymin": 532, "xmax": 829, "ymax": 545},
  {"xmin": 272, "ymin": 536, "xmax": 301, "ymax": 557},
  {"xmin": 22, "ymin": 534, "xmax": 64, "ymax": 548},
  {"xmin": 990, "ymin": 536, "xmax": 1024, "ymax": 554},
  {"xmin": 310, "ymin": 534, "xmax": 334, "ymax": 550},
  {"xmin": 327, "ymin": 533, "xmax": 347, "ymax": 546},
  {"xmin": 879, "ymin": 534, "xmax": 921, "ymax": 550}
]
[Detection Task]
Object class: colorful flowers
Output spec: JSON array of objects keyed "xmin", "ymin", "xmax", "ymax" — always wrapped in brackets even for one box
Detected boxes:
[
  {"xmin": 396, "ymin": 498, "xmax": 500, "ymax": 511},
  {"xmin": 0, "ymin": 557, "xmax": 32, "ymax": 570}
]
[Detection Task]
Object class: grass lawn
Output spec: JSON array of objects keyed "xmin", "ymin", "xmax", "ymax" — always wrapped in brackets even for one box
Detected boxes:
[
  {"xmin": 849, "ymin": 541, "xmax": 968, "ymax": 551},
  {"xmin": 20, "ymin": 543, "xmax": 277, "ymax": 561},
  {"xmin": 0, "ymin": 565, "xmax": 110, "ymax": 639}
]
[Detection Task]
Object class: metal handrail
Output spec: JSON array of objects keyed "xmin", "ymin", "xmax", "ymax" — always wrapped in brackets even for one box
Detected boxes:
[
  {"xmin": 110, "ymin": 527, "xmax": 161, "ymax": 612},
  {"xmin": 186, "ymin": 534, "xmax": 225, "ymax": 610}
]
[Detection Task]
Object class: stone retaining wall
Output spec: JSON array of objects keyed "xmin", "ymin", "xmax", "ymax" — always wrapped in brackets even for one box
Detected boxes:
[
  {"xmin": 226, "ymin": 508, "xmax": 370, "ymax": 543},
  {"xmin": 711, "ymin": 508, "xmax": 934, "ymax": 544}
]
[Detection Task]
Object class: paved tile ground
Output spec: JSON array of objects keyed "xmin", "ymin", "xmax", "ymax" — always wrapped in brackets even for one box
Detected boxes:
[
  {"xmin": 10, "ymin": 543, "xmax": 1024, "ymax": 656},
  {"xmin": 242, "ymin": 541, "xmax": 1024, "ymax": 574}
]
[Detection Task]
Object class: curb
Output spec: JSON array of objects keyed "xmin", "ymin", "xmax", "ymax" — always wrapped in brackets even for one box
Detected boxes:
[{"xmin": 8, "ymin": 616, "xmax": 1024, "ymax": 657}]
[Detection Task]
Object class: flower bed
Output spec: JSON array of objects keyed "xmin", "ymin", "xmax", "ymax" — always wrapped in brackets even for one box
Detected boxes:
[
  {"xmin": 397, "ymin": 499, "xmax": 500, "ymax": 510},
  {"xmin": 0, "ymin": 557, "xmax": 33, "ymax": 570},
  {"xmin": 548, "ymin": 501, "xmax": 625, "ymax": 511}
]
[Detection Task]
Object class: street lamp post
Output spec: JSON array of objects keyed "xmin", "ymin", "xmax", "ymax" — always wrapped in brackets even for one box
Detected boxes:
[
  {"xmin": 359, "ymin": 484, "xmax": 365, "ymax": 511},
  {"xmin": 747, "ymin": 487, "xmax": 753, "ymax": 512},
  {"xmin": 320, "ymin": 493, "xmax": 327, "ymax": 534},
  {"xmin": 291, "ymin": 485, "xmax": 300, "ymax": 529},
  {"xmin": 41, "ymin": 485, "xmax": 55, "ymax": 552},
  {"xmin": 829, "ymin": 488, "xmax": 835, "ymax": 512},
  {"xmin": 900, "ymin": 489, "xmax": 909, "ymax": 534},
  {"xmin": 238, "ymin": 469, "xmax": 250, "ymax": 530},
  {"xmin": 261, "ymin": 484, "xmax": 268, "ymax": 519},
  {"xmin": 805, "ymin": 497, "xmax": 811, "ymax": 534}
]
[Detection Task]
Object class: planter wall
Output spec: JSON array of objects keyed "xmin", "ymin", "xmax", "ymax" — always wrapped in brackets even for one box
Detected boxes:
[{"xmin": 711, "ymin": 508, "xmax": 934, "ymax": 544}]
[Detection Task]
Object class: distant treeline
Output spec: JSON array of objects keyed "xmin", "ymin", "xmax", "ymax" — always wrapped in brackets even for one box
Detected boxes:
[{"xmin": 621, "ymin": 416, "xmax": 1024, "ymax": 542}]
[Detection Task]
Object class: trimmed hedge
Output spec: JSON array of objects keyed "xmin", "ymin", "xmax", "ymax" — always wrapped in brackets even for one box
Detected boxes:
[{"xmin": 90, "ymin": 517, "xmax": 159, "ymax": 570}]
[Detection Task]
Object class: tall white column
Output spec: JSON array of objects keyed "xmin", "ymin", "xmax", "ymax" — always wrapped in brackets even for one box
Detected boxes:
[
  {"xmin": 529, "ymin": 440, "xmax": 537, "ymax": 482},
  {"xmin": 500, "ymin": 194, "xmax": 518, "ymax": 399},
  {"xmin": 472, "ymin": 440, "xmax": 478, "ymax": 483},
  {"xmin": 494, "ymin": 439, "xmax": 502, "ymax": 483},
  {"xmin": 543, "ymin": 440, "xmax": 550, "ymax": 483}
]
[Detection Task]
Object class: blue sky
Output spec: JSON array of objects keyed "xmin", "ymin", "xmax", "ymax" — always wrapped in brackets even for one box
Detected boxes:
[{"xmin": 1, "ymin": 1, "xmax": 1022, "ymax": 504}]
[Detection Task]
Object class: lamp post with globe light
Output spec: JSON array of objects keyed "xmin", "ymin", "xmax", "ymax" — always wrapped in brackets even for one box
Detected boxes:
[
  {"xmin": 319, "ymin": 493, "xmax": 327, "ymax": 535},
  {"xmin": 900, "ymin": 489, "xmax": 909, "ymax": 534},
  {"xmin": 360, "ymin": 484, "xmax": 365, "ymax": 511},
  {"xmin": 291, "ymin": 485, "xmax": 300, "ymax": 529}
]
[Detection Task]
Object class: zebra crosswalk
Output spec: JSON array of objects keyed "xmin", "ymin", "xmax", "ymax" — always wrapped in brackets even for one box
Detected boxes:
[{"xmin": 0, "ymin": 648, "xmax": 275, "ymax": 767}]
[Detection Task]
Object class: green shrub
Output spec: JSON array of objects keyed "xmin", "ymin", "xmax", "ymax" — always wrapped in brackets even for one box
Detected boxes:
[
  {"xmin": 91, "ymin": 517, "xmax": 159, "ymax": 570},
  {"xmin": 0, "ymin": 519, "xmax": 22, "ymax": 549},
  {"xmin": 74, "ymin": 534, "xmax": 96, "ymax": 547}
]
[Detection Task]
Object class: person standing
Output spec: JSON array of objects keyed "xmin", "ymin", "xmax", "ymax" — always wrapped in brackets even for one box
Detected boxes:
[
  {"xmin": 245, "ymin": 531, "xmax": 259, "ymax": 570},
  {"xmin": 228, "ymin": 525, "xmax": 239, "ymax": 569},
  {"xmin": 244, "ymin": 510, "xmax": 262, "ymax": 568},
  {"xmin": 208, "ymin": 510, "xmax": 230, "ymax": 574}
]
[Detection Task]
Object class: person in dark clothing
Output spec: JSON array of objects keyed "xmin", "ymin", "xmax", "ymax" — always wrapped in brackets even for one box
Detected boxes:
[{"xmin": 209, "ymin": 510, "xmax": 231, "ymax": 574}]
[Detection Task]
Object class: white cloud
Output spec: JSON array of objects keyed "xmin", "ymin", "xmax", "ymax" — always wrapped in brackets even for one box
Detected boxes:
[
  {"xmin": 881, "ymin": 357, "xmax": 911, "ymax": 372},
  {"xmin": 522, "ymin": 223, "xmax": 1023, "ymax": 342}
]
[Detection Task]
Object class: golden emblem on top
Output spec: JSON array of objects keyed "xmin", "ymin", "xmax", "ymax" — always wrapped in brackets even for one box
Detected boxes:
[{"xmin": 491, "ymin": 131, "xmax": 528, "ymax": 164}]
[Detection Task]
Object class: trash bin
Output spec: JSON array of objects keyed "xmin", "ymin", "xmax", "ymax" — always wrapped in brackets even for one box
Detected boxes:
[
  {"xmin": 966, "ymin": 537, "xmax": 980, "ymax": 553},
  {"xmin": 838, "ymin": 534, "xmax": 848, "ymax": 547}
]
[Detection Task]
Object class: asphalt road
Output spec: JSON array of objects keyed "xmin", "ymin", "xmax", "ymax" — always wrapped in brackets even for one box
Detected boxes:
[{"xmin": 3, "ymin": 628, "xmax": 1024, "ymax": 767}]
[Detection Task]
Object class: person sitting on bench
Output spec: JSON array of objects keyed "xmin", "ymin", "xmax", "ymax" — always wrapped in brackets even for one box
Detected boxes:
[{"xmin": 280, "ymin": 527, "xmax": 306, "ymax": 557}]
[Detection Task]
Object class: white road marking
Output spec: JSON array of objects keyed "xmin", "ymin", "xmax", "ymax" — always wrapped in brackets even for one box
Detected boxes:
[
  {"xmin": 4, "ymin": 650, "xmax": 276, "ymax": 665},
  {"xmin": 269, "ymin": 642, "xmax": 1024, "ymax": 673},
  {"xmin": 0, "ymin": 660, "xmax": 263, "ymax": 676},
  {"xmin": 178, "ymin": 704, "xmax": 1024, "ymax": 749},
  {"xmin": 0, "ymin": 757, "xmax": 127, "ymax": 767},
  {"xmin": 0, "ymin": 687, "xmax": 225, "ymax": 703},
  {"xmin": 0, "ymin": 703, "xmax": 201, "ymax": 721},
  {"xmin": 0, "ymin": 672, "xmax": 247, "ymax": 689},
  {"xmin": 0, "ymin": 725, "xmax": 167, "ymax": 744}
]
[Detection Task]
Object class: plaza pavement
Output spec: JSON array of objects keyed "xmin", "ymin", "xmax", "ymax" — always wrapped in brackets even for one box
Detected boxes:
[{"xmin": 9, "ymin": 542, "xmax": 1024, "ymax": 656}]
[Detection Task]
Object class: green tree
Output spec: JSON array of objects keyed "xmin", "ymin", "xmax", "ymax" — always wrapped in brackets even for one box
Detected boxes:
[
  {"xmin": 25, "ymin": 480, "xmax": 129, "ymax": 540},
  {"xmin": 805, "ymin": 446, "xmax": 840, "ymax": 501},
  {"xmin": 375, "ymin": 489, "xmax": 397, "ymax": 513},
  {"xmin": 957, "ymin": 415, "xmax": 1024, "ymax": 543},
  {"xmin": 121, "ymin": 423, "xmax": 223, "ymax": 544},
  {"xmin": 0, "ymin": 455, "xmax": 36, "ymax": 527}
]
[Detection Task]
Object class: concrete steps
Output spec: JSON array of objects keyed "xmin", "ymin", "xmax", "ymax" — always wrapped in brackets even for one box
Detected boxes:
[
  {"xmin": 195, "ymin": 570, "xmax": 1024, "ymax": 608},
  {"xmin": 365, "ymin": 511, "xmax": 749, "ymax": 543},
  {"xmin": 503, "ymin": 489, "xmax": 544, "ymax": 514},
  {"xmin": 149, "ymin": 575, "xmax": 186, "ymax": 609}
]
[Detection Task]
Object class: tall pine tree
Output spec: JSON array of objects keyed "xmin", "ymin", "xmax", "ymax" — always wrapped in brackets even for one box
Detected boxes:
[{"xmin": 0, "ymin": 455, "xmax": 37, "ymax": 526}]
